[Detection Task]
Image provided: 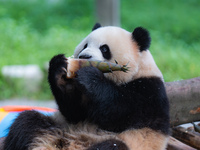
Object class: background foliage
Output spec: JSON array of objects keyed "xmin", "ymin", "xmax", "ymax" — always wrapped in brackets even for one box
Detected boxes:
[{"xmin": 0, "ymin": 0, "xmax": 199, "ymax": 99}]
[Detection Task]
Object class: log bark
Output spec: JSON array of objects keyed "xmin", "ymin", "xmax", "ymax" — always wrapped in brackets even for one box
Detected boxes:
[
  {"xmin": 167, "ymin": 136, "xmax": 196, "ymax": 150},
  {"xmin": 165, "ymin": 77, "xmax": 200, "ymax": 126},
  {"xmin": 172, "ymin": 127, "xmax": 200, "ymax": 149}
]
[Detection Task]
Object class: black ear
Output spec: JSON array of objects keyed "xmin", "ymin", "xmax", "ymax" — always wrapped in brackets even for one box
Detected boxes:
[
  {"xmin": 92, "ymin": 23, "xmax": 101, "ymax": 31},
  {"xmin": 132, "ymin": 27, "xmax": 151, "ymax": 51}
]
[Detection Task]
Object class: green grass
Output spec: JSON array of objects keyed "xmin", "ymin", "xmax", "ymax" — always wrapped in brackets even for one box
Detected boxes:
[
  {"xmin": 150, "ymin": 31, "xmax": 200, "ymax": 82},
  {"xmin": 0, "ymin": 0, "xmax": 199, "ymax": 99},
  {"xmin": 0, "ymin": 18, "xmax": 90, "ymax": 67}
]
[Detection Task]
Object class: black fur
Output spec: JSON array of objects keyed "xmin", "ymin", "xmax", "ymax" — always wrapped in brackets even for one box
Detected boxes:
[
  {"xmin": 3, "ymin": 110, "xmax": 56, "ymax": 150},
  {"xmin": 48, "ymin": 54, "xmax": 87, "ymax": 123},
  {"xmin": 92, "ymin": 23, "xmax": 101, "ymax": 31},
  {"xmin": 100, "ymin": 44, "xmax": 112, "ymax": 60},
  {"xmin": 88, "ymin": 139, "xmax": 129, "ymax": 150},
  {"xmin": 48, "ymin": 55, "xmax": 169, "ymax": 134},
  {"xmin": 132, "ymin": 27, "xmax": 151, "ymax": 51}
]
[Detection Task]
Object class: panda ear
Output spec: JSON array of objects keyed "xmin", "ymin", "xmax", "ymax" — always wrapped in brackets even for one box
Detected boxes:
[
  {"xmin": 92, "ymin": 23, "xmax": 101, "ymax": 31},
  {"xmin": 132, "ymin": 27, "xmax": 151, "ymax": 51}
]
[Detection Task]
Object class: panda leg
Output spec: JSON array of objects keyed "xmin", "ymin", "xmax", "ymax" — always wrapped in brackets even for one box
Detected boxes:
[
  {"xmin": 88, "ymin": 139, "xmax": 129, "ymax": 150},
  {"xmin": 3, "ymin": 110, "xmax": 56, "ymax": 150}
]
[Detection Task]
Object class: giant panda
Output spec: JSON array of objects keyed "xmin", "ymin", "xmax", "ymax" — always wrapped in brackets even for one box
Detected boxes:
[{"xmin": 3, "ymin": 23, "xmax": 170, "ymax": 150}]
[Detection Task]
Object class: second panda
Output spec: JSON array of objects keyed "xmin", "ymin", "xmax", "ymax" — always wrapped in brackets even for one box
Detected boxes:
[{"xmin": 4, "ymin": 23, "xmax": 170, "ymax": 150}]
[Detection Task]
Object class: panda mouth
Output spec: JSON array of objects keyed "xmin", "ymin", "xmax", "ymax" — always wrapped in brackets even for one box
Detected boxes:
[{"xmin": 78, "ymin": 54, "xmax": 92, "ymax": 59}]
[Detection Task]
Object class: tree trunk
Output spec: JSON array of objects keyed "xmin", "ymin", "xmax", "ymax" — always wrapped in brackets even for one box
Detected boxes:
[
  {"xmin": 95, "ymin": 0, "xmax": 120, "ymax": 26},
  {"xmin": 172, "ymin": 127, "xmax": 200, "ymax": 149},
  {"xmin": 165, "ymin": 77, "xmax": 200, "ymax": 126},
  {"xmin": 167, "ymin": 136, "xmax": 196, "ymax": 150}
]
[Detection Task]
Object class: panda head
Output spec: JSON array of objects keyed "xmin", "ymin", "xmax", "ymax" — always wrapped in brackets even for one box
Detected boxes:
[{"xmin": 74, "ymin": 23, "xmax": 163, "ymax": 85}]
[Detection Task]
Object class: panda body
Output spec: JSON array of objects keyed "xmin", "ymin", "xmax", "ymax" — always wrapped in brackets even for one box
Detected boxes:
[{"xmin": 3, "ymin": 24, "xmax": 169, "ymax": 150}]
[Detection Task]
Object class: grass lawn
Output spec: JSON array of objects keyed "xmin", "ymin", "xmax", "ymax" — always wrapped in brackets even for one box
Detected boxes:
[{"xmin": 0, "ymin": 0, "xmax": 199, "ymax": 99}]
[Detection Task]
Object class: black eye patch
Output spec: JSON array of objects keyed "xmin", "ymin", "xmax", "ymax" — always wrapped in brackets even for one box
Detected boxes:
[
  {"xmin": 99, "ymin": 44, "xmax": 111, "ymax": 60},
  {"xmin": 79, "ymin": 43, "xmax": 88, "ymax": 54},
  {"xmin": 83, "ymin": 43, "xmax": 88, "ymax": 49}
]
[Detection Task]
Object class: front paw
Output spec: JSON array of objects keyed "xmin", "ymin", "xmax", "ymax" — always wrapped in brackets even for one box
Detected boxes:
[
  {"xmin": 49, "ymin": 54, "xmax": 67, "ymax": 72},
  {"xmin": 48, "ymin": 54, "xmax": 74, "ymax": 92},
  {"xmin": 75, "ymin": 66, "xmax": 104, "ymax": 91}
]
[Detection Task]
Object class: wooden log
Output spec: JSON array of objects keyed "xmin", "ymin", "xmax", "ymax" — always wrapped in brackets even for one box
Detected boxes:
[
  {"xmin": 172, "ymin": 127, "xmax": 200, "ymax": 149},
  {"xmin": 167, "ymin": 136, "xmax": 196, "ymax": 150},
  {"xmin": 165, "ymin": 77, "xmax": 200, "ymax": 126}
]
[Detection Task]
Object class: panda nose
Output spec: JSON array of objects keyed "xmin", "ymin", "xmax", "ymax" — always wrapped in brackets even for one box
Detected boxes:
[{"xmin": 79, "ymin": 54, "xmax": 92, "ymax": 59}]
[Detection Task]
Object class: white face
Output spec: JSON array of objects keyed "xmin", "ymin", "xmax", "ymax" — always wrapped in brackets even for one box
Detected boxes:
[
  {"xmin": 74, "ymin": 27, "xmax": 134, "ymax": 62},
  {"xmin": 74, "ymin": 26, "xmax": 163, "ymax": 84}
]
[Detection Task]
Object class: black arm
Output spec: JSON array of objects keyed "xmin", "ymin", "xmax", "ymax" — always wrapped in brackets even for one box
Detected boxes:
[
  {"xmin": 48, "ymin": 54, "xmax": 87, "ymax": 123},
  {"xmin": 75, "ymin": 67, "xmax": 169, "ymax": 134}
]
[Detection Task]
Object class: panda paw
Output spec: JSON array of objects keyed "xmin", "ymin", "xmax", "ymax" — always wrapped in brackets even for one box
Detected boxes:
[
  {"xmin": 48, "ymin": 54, "xmax": 74, "ymax": 92},
  {"xmin": 75, "ymin": 66, "xmax": 104, "ymax": 91}
]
